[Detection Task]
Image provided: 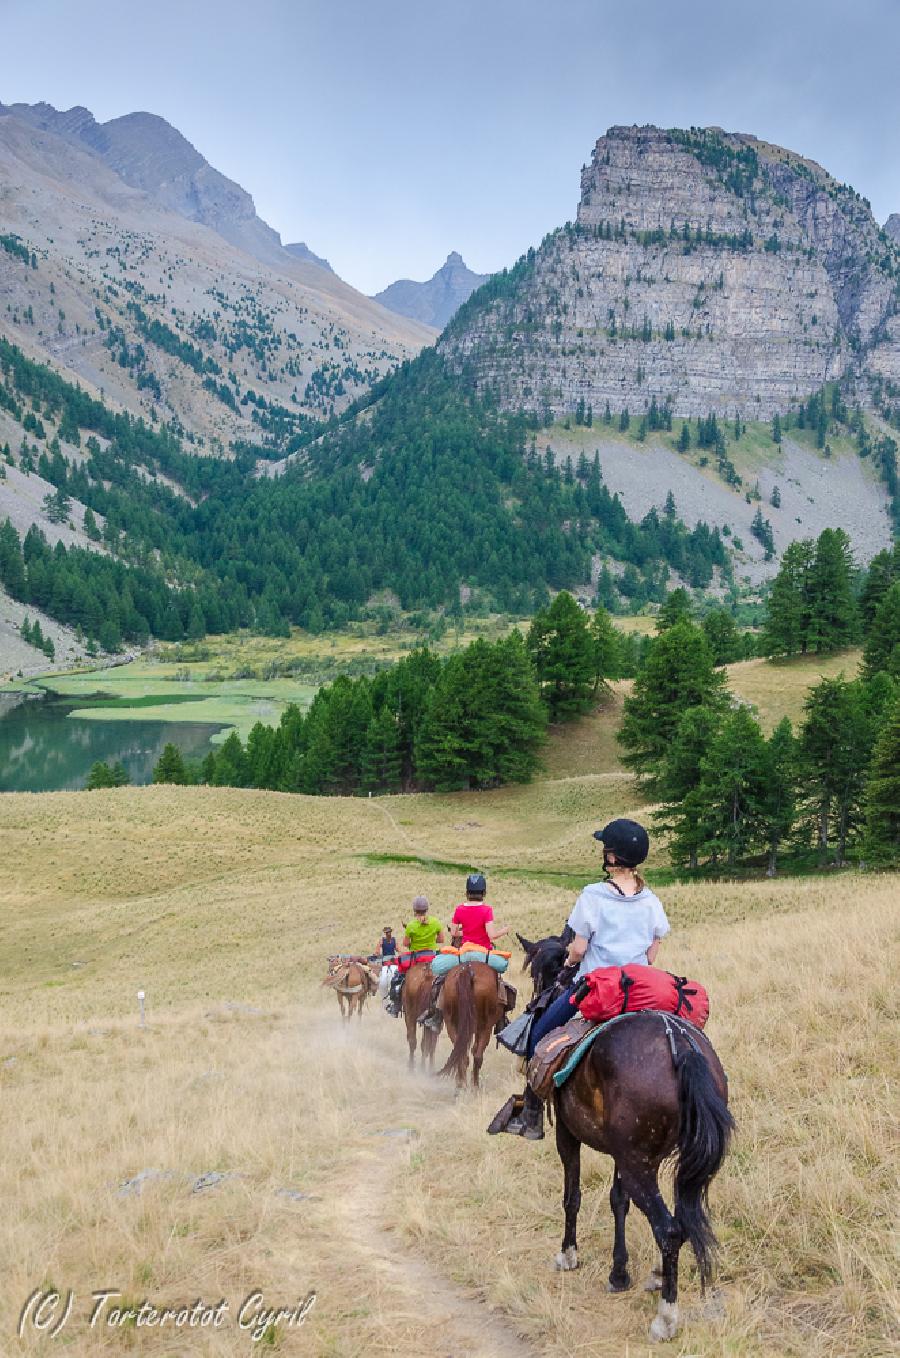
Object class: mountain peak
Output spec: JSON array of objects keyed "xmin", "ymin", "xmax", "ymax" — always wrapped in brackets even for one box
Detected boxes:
[
  {"xmin": 373, "ymin": 252, "xmax": 490, "ymax": 330},
  {"xmin": 886, "ymin": 214, "xmax": 900, "ymax": 243}
]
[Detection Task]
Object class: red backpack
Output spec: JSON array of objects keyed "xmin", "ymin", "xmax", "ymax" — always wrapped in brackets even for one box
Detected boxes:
[{"xmin": 575, "ymin": 964, "xmax": 709, "ymax": 1029}]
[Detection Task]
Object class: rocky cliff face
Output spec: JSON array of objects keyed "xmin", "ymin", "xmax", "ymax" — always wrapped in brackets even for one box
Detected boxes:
[
  {"xmin": 285, "ymin": 241, "xmax": 333, "ymax": 272},
  {"xmin": 0, "ymin": 101, "xmax": 290, "ymax": 265},
  {"xmin": 885, "ymin": 214, "xmax": 900, "ymax": 244},
  {"xmin": 374, "ymin": 251, "xmax": 489, "ymax": 330},
  {"xmin": 440, "ymin": 126, "xmax": 900, "ymax": 418}
]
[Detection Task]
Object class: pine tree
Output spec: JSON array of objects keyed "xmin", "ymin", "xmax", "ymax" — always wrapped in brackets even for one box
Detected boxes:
[
  {"xmin": 763, "ymin": 540, "xmax": 815, "ymax": 655},
  {"xmin": 619, "ymin": 620, "xmax": 728, "ymax": 793},
  {"xmin": 863, "ymin": 697, "xmax": 900, "ymax": 864},
  {"xmin": 86, "ymin": 760, "xmax": 118, "ymax": 790},
  {"xmin": 760, "ymin": 718, "xmax": 796, "ymax": 876},
  {"xmin": 152, "ymin": 743, "xmax": 188, "ymax": 785},
  {"xmin": 772, "ymin": 412, "xmax": 782, "ymax": 444},
  {"xmin": 691, "ymin": 706, "xmax": 770, "ymax": 866},
  {"xmin": 656, "ymin": 587, "xmax": 692, "ymax": 632},
  {"xmin": 590, "ymin": 605, "xmax": 620, "ymax": 693},
  {"xmin": 526, "ymin": 591, "xmax": 596, "ymax": 721},
  {"xmin": 702, "ymin": 608, "xmax": 742, "ymax": 665},
  {"xmin": 799, "ymin": 676, "xmax": 871, "ymax": 865},
  {"xmin": 655, "ymin": 704, "xmax": 724, "ymax": 868},
  {"xmin": 807, "ymin": 528, "xmax": 858, "ymax": 653},
  {"xmin": 677, "ymin": 422, "xmax": 690, "ymax": 453},
  {"xmin": 861, "ymin": 581, "xmax": 900, "ymax": 680},
  {"xmin": 362, "ymin": 705, "xmax": 403, "ymax": 792}
]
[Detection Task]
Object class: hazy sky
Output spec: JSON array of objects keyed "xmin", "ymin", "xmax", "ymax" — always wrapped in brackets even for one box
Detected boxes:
[{"xmin": 1, "ymin": 0, "xmax": 897, "ymax": 294}]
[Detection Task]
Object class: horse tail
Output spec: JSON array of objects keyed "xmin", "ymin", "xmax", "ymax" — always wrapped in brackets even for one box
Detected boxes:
[
  {"xmin": 438, "ymin": 965, "xmax": 476, "ymax": 1080},
  {"xmin": 673, "ymin": 1044, "xmax": 735, "ymax": 1288}
]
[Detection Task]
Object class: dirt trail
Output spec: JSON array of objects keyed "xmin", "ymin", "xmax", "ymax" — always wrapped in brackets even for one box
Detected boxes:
[
  {"xmin": 311, "ymin": 1006, "xmax": 538, "ymax": 1358},
  {"xmin": 334, "ymin": 1129, "xmax": 538, "ymax": 1358}
]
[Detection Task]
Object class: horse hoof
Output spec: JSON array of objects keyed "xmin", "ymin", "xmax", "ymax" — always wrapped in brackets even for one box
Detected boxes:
[
  {"xmin": 644, "ymin": 1271, "xmax": 663, "ymax": 1292},
  {"xmin": 649, "ymin": 1300, "xmax": 679, "ymax": 1343},
  {"xmin": 607, "ymin": 1273, "xmax": 631, "ymax": 1293},
  {"xmin": 554, "ymin": 1247, "xmax": 579, "ymax": 1272}
]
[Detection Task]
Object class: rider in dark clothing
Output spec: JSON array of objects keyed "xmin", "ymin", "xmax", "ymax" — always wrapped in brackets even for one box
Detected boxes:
[{"xmin": 376, "ymin": 927, "xmax": 398, "ymax": 957}]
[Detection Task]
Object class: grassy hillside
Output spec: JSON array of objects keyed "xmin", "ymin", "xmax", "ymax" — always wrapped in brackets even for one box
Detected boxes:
[{"xmin": 0, "ymin": 781, "xmax": 896, "ymax": 1356}]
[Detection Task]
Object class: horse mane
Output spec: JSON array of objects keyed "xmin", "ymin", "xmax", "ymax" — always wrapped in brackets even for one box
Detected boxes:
[{"xmin": 529, "ymin": 937, "xmax": 568, "ymax": 993}]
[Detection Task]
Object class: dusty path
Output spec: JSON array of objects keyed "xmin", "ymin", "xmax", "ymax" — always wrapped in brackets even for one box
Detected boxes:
[{"xmin": 333, "ymin": 1123, "xmax": 540, "ymax": 1358}]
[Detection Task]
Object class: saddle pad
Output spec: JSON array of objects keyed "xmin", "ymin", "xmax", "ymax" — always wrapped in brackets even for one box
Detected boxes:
[{"xmin": 527, "ymin": 1014, "xmax": 596, "ymax": 1101}]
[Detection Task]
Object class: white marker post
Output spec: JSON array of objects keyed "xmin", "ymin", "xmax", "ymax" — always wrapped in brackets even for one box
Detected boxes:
[{"xmin": 137, "ymin": 990, "xmax": 146, "ymax": 1029}]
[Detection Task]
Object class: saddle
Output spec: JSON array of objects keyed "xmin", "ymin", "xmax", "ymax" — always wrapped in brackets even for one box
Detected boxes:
[
  {"xmin": 526, "ymin": 1014, "xmax": 596, "ymax": 1101},
  {"xmin": 323, "ymin": 960, "xmax": 379, "ymax": 996}
]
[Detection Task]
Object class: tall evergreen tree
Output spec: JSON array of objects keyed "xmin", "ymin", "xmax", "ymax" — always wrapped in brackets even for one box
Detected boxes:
[
  {"xmin": 798, "ymin": 676, "xmax": 871, "ymax": 865},
  {"xmin": 702, "ymin": 608, "xmax": 743, "ymax": 665},
  {"xmin": 763, "ymin": 539, "xmax": 815, "ymax": 655},
  {"xmin": 759, "ymin": 718, "xmax": 797, "ymax": 876},
  {"xmin": 861, "ymin": 581, "xmax": 900, "ymax": 680},
  {"xmin": 619, "ymin": 620, "xmax": 728, "ymax": 793},
  {"xmin": 590, "ymin": 604, "xmax": 620, "ymax": 693},
  {"xmin": 808, "ymin": 528, "xmax": 858, "ymax": 652},
  {"xmin": 655, "ymin": 704, "xmax": 724, "ymax": 868},
  {"xmin": 691, "ymin": 706, "xmax": 770, "ymax": 866},
  {"xmin": 527, "ymin": 591, "xmax": 596, "ymax": 720},
  {"xmin": 152, "ymin": 743, "xmax": 187, "ymax": 785},
  {"xmin": 863, "ymin": 697, "xmax": 900, "ymax": 864},
  {"xmin": 655, "ymin": 587, "xmax": 692, "ymax": 631}
]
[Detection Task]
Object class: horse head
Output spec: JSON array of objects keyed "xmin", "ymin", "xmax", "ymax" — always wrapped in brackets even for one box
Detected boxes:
[{"xmin": 525, "ymin": 935, "xmax": 569, "ymax": 1000}]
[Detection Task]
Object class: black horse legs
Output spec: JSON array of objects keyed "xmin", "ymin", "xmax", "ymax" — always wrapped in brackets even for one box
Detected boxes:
[
  {"xmin": 608, "ymin": 1169, "xmax": 632, "ymax": 1291},
  {"xmin": 554, "ymin": 1115, "xmax": 581, "ymax": 1270},
  {"xmin": 620, "ymin": 1167, "xmax": 684, "ymax": 1342}
]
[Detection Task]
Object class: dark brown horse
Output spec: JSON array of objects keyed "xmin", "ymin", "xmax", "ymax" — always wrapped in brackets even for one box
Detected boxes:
[
  {"xmin": 401, "ymin": 963, "xmax": 439, "ymax": 1070},
  {"xmin": 439, "ymin": 961, "xmax": 504, "ymax": 1088},
  {"xmin": 519, "ymin": 935, "xmax": 734, "ymax": 1344}
]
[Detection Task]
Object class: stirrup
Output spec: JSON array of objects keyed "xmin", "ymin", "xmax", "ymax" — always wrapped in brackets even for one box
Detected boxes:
[{"xmin": 486, "ymin": 1094, "xmax": 524, "ymax": 1135}]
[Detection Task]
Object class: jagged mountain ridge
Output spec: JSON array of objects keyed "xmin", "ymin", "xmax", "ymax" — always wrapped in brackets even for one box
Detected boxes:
[
  {"xmin": 284, "ymin": 241, "xmax": 333, "ymax": 272},
  {"xmin": 373, "ymin": 251, "xmax": 490, "ymax": 330},
  {"xmin": 2, "ymin": 101, "xmax": 311, "ymax": 271},
  {"xmin": 440, "ymin": 125, "xmax": 900, "ymax": 419},
  {"xmin": 0, "ymin": 103, "xmax": 435, "ymax": 450}
]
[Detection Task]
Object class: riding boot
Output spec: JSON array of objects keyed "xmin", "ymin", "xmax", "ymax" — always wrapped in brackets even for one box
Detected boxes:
[
  {"xmin": 383, "ymin": 972, "xmax": 404, "ymax": 1018},
  {"xmin": 521, "ymin": 1086, "xmax": 545, "ymax": 1140},
  {"xmin": 417, "ymin": 975, "xmax": 445, "ymax": 1031}
]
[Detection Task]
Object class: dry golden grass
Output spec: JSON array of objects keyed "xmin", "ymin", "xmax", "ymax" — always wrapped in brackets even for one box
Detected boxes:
[
  {"xmin": 1, "ymin": 780, "xmax": 897, "ymax": 1356},
  {"xmin": 727, "ymin": 651, "xmax": 863, "ymax": 733}
]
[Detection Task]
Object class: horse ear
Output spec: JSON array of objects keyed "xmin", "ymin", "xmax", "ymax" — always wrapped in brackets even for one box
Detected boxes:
[{"xmin": 516, "ymin": 932, "xmax": 537, "ymax": 957}]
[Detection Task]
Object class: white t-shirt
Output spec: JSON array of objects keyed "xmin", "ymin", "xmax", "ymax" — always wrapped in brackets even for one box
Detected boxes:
[{"xmin": 567, "ymin": 881, "xmax": 670, "ymax": 979}]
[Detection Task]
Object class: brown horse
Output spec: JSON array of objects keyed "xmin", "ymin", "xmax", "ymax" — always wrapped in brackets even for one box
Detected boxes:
[
  {"xmin": 438, "ymin": 961, "xmax": 505, "ymax": 1088},
  {"xmin": 322, "ymin": 959, "xmax": 376, "ymax": 1020},
  {"xmin": 401, "ymin": 963, "xmax": 439, "ymax": 1070},
  {"xmin": 519, "ymin": 935, "xmax": 734, "ymax": 1345}
]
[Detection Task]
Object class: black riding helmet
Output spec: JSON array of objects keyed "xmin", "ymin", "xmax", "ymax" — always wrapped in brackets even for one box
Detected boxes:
[
  {"xmin": 593, "ymin": 819, "xmax": 650, "ymax": 867},
  {"xmin": 466, "ymin": 872, "xmax": 487, "ymax": 896}
]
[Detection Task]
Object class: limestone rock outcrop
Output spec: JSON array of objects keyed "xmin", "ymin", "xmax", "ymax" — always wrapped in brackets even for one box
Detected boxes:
[{"xmin": 440, "ymin": 126, "xmax": 900, "ymax": 419}]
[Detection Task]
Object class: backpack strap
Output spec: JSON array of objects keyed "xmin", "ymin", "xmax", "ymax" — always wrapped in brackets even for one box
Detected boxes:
[
  {"xmin": 618, "ymin": 969, "xmax": 635, "ymax": 1014},
  {"xmin": 672, "ymin": 975, "xmax": 698, "ymax": 1017}
]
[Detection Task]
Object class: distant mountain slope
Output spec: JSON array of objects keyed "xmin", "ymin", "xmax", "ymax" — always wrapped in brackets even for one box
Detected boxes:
[
  {"xmin": 373, "ymin": 252, "xmax": 489, "ymax": 330},
  {"xmin": 0, "ymin": 104, "xmax": 435, "ymax": 451},
  {"xmin": 285, "ymin": 241, "xmax": 334, "ymax": 272},
  {"xmin": 886, "ymin": 214, "xmax": 900, "ymax": 244},
  {"xmin": 440, "ymin": 125, "xmax": 900, "ymax": 420}
]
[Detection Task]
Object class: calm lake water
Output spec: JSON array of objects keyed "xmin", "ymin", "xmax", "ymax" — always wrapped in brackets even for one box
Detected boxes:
[{"xmin": 0, "ymin": 691, "xmax": 223, "ymax": 793}]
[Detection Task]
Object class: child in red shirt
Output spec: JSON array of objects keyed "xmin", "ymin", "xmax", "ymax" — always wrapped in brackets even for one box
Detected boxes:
[{"xmin": 451, "ymin": 873, "xmax": 509, "ymax": 950}]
